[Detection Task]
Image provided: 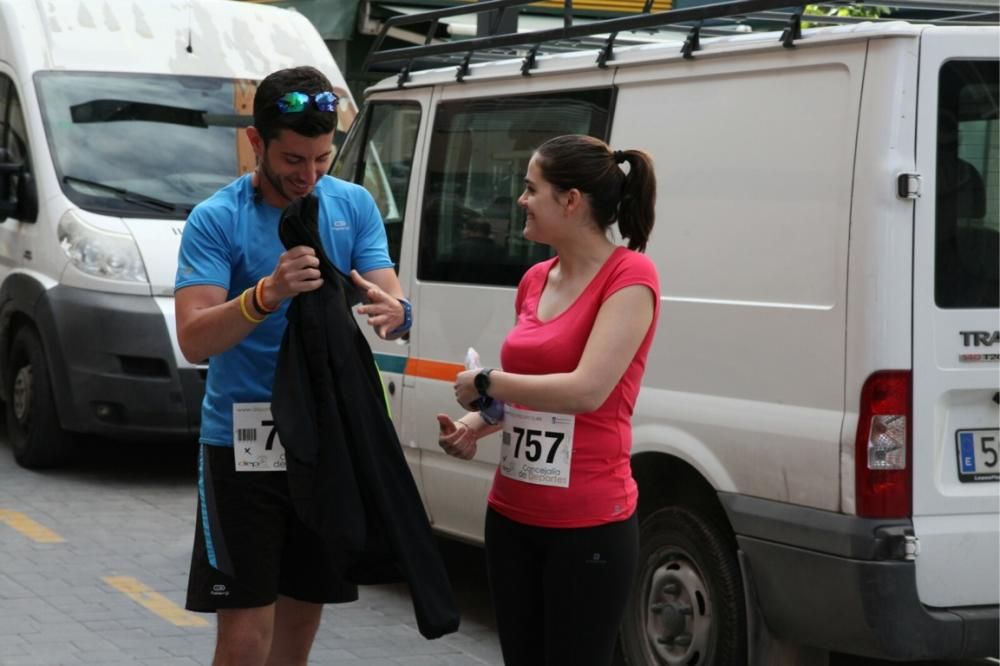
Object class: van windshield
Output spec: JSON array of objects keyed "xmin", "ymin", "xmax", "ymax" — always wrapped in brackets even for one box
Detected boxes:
[{"xmin": 35, "ymin": 72, "xmax": 254, "ymax": 220}]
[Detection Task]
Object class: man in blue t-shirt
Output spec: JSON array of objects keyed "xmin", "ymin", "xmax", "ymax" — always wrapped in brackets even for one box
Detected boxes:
[{"xmin": 174, "ymin": 66, "xmax": 411, "ymax": 666}]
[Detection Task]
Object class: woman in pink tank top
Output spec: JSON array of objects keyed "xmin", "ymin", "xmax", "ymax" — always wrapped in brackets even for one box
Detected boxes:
[{"xmin": 437, "ymin": 134, "xmax": 660, "ymax": 666}]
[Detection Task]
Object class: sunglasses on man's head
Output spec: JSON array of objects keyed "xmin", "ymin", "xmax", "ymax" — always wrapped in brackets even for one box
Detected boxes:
[{"xmin": 276, "ymin": 91, "xmax": 338, "ymax": 114}]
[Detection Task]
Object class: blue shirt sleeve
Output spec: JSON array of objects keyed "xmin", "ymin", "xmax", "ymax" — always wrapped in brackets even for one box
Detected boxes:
[
  {"xmin": 349, "ymin": 186, "xmax": 395, "ymax": 275},
  {"xmin": 175, "ymin": 204, "xmax": 232, "ymax": 292}
]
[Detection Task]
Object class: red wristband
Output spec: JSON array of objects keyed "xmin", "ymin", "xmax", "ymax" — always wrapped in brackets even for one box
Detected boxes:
[{"xmin": 255, "ymin": 277, "xmax": 278, "ymax": 313}]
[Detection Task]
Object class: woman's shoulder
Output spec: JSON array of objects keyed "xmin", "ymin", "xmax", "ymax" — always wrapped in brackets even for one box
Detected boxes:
[
  {"xmin": 611, "ymin": 247, "xmax": 658, "ymax": 279},
  {"xmin": 599, "ymin": 248, "xmax": 659, "ymax": 301}
]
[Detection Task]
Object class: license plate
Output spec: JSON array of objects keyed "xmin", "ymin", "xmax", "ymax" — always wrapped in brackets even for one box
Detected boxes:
[{"xmin": 955, "ymin": 429, "xmax": 1000, "ymax": 482}]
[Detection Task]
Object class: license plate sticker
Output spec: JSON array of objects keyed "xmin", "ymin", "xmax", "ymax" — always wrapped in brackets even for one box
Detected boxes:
[{"xmin": 955, "ymin": 429, "xmax": 999, "ymax": 483}]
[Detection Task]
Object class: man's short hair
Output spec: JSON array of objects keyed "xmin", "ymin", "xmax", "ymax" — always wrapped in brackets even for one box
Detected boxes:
[{"xmin": 253, "ymin": 66, "xmax": 337, "ymax": 144}]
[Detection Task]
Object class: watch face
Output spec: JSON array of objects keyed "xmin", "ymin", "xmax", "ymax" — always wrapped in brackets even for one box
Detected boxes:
[{"xmin": 475, "ymin": 370, "xmax": 490, "ymax": 395}]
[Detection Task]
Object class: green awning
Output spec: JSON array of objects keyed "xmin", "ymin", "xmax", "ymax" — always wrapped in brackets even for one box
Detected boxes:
[{"xmin": 242, "ymin": 0, "xmax": 361, "ymax": 40}]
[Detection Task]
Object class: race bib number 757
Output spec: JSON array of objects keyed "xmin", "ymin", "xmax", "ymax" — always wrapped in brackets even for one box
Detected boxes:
[{"xmin": 500, "ymin": 406, "xmax": 575, "ymax": 488}]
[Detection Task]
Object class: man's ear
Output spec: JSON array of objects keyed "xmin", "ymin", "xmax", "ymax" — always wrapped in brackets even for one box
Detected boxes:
[{"xmin": 246, "ymin": 126, "xmax": 265, "ymax": 159}]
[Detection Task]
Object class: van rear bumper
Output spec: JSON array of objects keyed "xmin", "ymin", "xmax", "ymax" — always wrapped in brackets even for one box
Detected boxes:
[
  {"xmin": 35, "ymin": 285, "xmax": 203, "ymax": 440},
  {"xmin": 721, "ymin": 493, "xmax": 999, "ymax": 660}
]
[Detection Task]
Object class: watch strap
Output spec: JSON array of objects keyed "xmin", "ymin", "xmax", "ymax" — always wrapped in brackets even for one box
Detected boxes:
[{"xmin": 389, "ymin": 297, "xmax": 412, "ymax": 336}]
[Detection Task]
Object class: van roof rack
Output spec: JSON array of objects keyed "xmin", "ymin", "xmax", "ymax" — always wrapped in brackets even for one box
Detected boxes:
[{"xmin": 364, "ymin": 0, "xmax": 999, "ymax": 84}]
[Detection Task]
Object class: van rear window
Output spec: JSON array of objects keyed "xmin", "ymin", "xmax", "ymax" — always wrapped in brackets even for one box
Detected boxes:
[
  {"xmin": 418, "ymin": 89, "xmax": 613, "ymax": 287},
  {"xmin": 935, "ymin": 60, "xmax": 999, "ymax": 309}
]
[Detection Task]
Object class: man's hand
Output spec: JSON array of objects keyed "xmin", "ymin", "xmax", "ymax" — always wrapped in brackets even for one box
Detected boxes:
[
  {"xmin": 261, "ymin": 246, "xmax": 323, "ymax": 308},
  {"xmin": 352, "ymin": 269, "xmax": 404, "ymax": 338},
  {"xmin": 437, "ymin": 414, "xmax": 477, "ymax": 460}
]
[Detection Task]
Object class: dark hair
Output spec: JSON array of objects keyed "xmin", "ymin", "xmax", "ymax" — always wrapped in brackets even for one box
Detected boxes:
[
  {"xmin": 253, "ymin": 66, "xmax": 337, "ymax": 144},
  {"xmin": 534, "ymin": 134, "xmax": 656, "ymax": 252}
]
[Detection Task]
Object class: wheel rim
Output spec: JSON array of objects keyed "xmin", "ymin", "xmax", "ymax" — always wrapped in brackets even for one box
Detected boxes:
[
  {"xmin": 644, "ymin": 546, "xmax": 713, "ymax": 665},
  {"xmin": 12, "ymin": 364, "xmax": 33, "ymax": 426}
]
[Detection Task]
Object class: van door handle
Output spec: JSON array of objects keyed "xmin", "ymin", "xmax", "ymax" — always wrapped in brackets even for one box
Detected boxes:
[{"xmin": 388, "ymin": 380, "xmax": 396, "ymax": 396}]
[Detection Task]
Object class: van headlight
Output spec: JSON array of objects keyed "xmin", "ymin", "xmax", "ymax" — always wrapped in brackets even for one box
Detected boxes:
[{"xmin": 58, "ymin": 211, "xmax": 148, "ymax": 283}]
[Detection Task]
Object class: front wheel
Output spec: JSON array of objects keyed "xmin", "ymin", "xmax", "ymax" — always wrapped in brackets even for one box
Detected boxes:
[
  {"xmin": 6, "ymin": 326, "xmax": 75, "ymax": 468},
  {"xmin": 621, "ymin": 505, "xmax": 746, "ymax": 666}
]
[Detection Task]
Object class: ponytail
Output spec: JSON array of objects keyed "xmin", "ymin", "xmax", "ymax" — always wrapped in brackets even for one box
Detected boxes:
[{"xmin": 616, "ymin": 150, "xmax": 656, "ymax": 252}]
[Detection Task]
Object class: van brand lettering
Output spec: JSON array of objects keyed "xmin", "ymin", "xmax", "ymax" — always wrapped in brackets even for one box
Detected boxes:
[{"xmin": 960, "ymin": 331, "xmax": 1000, "ymax": 347}]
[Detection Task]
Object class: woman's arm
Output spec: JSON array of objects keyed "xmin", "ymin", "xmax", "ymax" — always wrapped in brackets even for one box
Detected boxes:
[{"xmin": 454, "ymin": 284, "xmax": 656, "ymax": 414}]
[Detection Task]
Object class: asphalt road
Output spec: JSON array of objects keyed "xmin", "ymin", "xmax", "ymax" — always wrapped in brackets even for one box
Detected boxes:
[{"xmin": 0, "ymin": 432, "xmax": 995, "ymax": 666}]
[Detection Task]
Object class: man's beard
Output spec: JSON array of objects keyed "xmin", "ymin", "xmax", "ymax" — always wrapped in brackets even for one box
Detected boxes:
[{"xmin": 260, "ymin": 154, "xmax": 295, "ymax": 204}]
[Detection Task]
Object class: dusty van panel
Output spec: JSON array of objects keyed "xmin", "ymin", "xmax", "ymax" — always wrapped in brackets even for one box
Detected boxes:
[
  {"xmin": 614, "ymin": 43, "xmax": 865, "ymax": 511},
  {"xmin": 32, "ymin": 0, "xmax": 332, "ymax": 80}
]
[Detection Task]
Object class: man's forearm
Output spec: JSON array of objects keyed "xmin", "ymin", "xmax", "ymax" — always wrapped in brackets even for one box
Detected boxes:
[{"xmin": 179, "ymin": 292, "xmax": 266, "ymax": 363}]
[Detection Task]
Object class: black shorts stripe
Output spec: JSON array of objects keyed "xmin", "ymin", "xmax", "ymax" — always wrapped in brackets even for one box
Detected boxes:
[{"xmin": 198, "ymin": 443, "xmax": 234, "ymax": 577}]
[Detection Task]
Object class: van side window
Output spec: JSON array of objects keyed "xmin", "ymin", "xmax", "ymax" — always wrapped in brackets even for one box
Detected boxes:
[
  {"xmin": 0, "ymin": 76, "xmax": 8, "ymax": 143},
  {"xmin": 0, "ymin": 75, "xmax": 34, "ymax": 221},
  {"xmin": 935, "ymin": 60, "xmax": 999, "ymax": 309},
  {"xmin": 5, "ymin": 87, "xmax": 28, "ymax": 164},
  {"xmin": 331, "ymin": 102, "xmax": 421, "ymax": 270},
  {"xmin": 418, "ymin": 89, "xmax": 613, "ymax": 287}
]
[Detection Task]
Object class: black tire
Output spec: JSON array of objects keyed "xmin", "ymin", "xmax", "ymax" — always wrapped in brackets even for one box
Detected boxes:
[
  {"xmin": 621, "ymin": 505, "xmax": 747, "ymax": 666},
  {"xmin": 6, "ymin": 326, "xmax": 75, "ymax": 469}
]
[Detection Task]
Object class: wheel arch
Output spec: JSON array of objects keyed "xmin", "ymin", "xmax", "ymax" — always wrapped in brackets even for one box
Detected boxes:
[
  {"xmin": 0, "ymin": 272, "xmax": 48, "ymax": 402},
  {"xmin": 631, "ymin": 451, "xmax": 733, "ymax": 535}
]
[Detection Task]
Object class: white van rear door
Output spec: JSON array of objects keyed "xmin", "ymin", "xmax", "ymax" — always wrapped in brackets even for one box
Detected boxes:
[{"xmin": 912, "ymin": 28, "xmax": 999, "ymax": 608}]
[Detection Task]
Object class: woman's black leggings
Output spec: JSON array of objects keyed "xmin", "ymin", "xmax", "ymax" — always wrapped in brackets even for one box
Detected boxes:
[{"xmin": 484, "ymin": 507, "xmax": 639, "ymax": 666}]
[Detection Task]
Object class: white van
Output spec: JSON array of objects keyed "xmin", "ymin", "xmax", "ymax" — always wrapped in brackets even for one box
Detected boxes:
[
  {"xmin": 0, "ymin": 0, "xmax": 354, "ymax": 468},
  {"xmin": 336, "ymin": 0, "xmax": 999, "ymax": 662}
]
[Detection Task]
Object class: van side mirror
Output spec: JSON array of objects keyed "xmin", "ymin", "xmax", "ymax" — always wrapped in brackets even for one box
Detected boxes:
[{"xmin": 0, "ymin": 147, "xmax": 38, "ymax": 223}]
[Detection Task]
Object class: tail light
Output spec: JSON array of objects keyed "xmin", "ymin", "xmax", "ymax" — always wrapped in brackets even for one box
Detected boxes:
[{"xmin": 855, "ymin": 371, "xmax": 912, "ymax": 518}]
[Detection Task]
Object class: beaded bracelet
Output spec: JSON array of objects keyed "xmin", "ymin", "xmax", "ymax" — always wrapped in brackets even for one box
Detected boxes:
[
  {"xmin": 254, "ymin": 277, "xmax": 278, "ymax": 314},
  {"xmin": 239, "ymin": 288, "xmax": 266, "ymax": 324}
]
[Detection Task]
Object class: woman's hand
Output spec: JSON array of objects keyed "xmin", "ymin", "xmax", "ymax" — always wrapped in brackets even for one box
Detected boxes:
[
  {"xmin": 453, "ymin": 369, "xmax": 481, "ymax": 411},
  {"xmin": 436, "ymin": 414, "xmax": 478, "ymax": 460}
]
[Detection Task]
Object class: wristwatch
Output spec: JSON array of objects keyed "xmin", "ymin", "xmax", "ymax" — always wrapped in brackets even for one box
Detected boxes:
[
  {"xmin": 389, "ymin": 297, "xmax": 412, "ymax": 336},
  {"xmin": 474, "ymin": 368, "xmax": 494, "ymax": 406}
]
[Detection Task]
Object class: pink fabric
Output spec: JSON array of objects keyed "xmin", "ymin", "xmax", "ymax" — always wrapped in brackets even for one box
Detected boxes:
[{"xmin": 488, "ymin": 246, "xmax": 660, "ymax": 528}]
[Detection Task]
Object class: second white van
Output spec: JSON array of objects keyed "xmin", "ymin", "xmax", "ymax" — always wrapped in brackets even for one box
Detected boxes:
[{"xmin": 0, "ymin": 0, "xmax": 355, "ymax": 468}]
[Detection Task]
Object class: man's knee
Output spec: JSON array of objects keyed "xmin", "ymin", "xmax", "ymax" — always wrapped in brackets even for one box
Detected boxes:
[
  {"xmin": 215, "ymin": 606, "xmax": 274, "ymax": 666},
  {"xmin": 266, "ymin": 597, "xmax": 323, "ymax": 665}
]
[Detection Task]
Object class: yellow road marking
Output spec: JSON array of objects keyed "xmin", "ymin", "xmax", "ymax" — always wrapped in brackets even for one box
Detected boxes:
[
  {"xmin": 0, "ymin": 509, "xmax": 64, "ymax": 543},
  {"xmin": 103, "ymin": 576, "xmax": 210, "ymax": 627}
]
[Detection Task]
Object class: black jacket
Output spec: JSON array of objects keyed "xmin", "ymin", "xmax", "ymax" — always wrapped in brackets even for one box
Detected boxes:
[{"xmin": 271, "ymin": 194, "xmax": 459, "ymax": 640}]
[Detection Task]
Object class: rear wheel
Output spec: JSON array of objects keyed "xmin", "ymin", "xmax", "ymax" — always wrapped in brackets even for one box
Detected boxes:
[
  {"xmin": 621, "ymin": 505, "xmax": 746, "ymax": 666},
  {"xmin": 6, "ymin": 326, "xmax": 74, "ymax": 468}
]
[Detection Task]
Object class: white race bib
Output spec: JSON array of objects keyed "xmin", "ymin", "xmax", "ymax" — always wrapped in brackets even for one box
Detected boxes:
[
  {"xmin": 500, "ymin": 406, "xmax": 575, "ymax": 488},
  {"xmin": 233, "ymin": 402, "xmax": 286, "ymax": 471}
]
